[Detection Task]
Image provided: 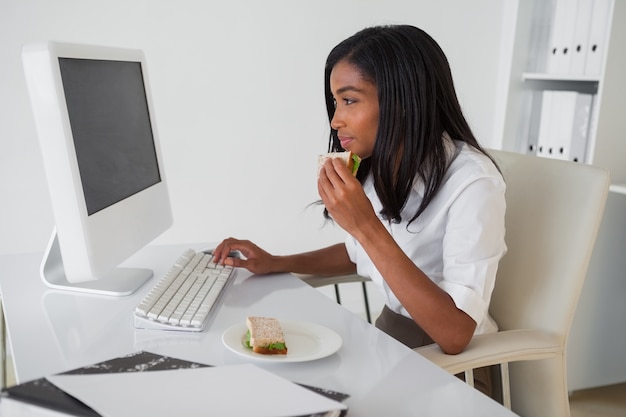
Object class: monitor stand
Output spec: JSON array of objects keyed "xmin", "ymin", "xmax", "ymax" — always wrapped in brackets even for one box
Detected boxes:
[{"xmin": 40, "ymin": 229, "xmax": 153, "ymax": 296}]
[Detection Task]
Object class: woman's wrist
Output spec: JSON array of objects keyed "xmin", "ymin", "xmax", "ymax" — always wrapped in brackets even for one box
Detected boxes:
[{"xmin": 353, "ymin": 215, "xmax": 389, "ymax": 248}]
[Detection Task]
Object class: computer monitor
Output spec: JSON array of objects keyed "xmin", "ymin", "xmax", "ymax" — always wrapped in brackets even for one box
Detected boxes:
[{"xmin": 22, "ymin": 41, "xmax": 173, "ymax": 296}]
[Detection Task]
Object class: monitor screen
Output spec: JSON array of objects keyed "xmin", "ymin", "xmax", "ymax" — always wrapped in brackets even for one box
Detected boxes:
[
  {"xmin": 22, "ymin": 42, "xmax": 173, "ymax": 296},
  {"xmin": 59, "ymin": 58, "xmax": 161, "ymax": 216}
]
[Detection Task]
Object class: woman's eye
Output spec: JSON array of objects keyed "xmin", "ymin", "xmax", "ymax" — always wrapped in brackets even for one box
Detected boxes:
[{"xmin": 333, "ymin": 97, "xmax": 356, "ymax": 107}]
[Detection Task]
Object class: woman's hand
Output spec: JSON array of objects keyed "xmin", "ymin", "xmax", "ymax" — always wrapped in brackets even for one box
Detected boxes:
[
  {"xmin": 318, "ymin": 158, "xmax": 377, "ymax": 236},
  {"xmin": 212, "ymin": 238, "xmax": 276, "ymax": 274}
]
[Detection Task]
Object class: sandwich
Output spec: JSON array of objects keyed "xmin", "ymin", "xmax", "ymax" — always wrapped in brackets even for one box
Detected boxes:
[
  {"xmin": 318, "ymin": 151, "xmax": 361, "ymax": 177},
  {"xmin": 245, "ymin": 316, "xmax": 288, "ymax": 355}
]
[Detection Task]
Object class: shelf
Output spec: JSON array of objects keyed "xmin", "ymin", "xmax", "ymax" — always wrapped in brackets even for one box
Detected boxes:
[
  {"xmin": 609, "ymin": 184, "xmax": 626, "ymax": 194},
  {"xmin": 522, "ymin": 72, "xmax": 601, "ymax": 83},
  {"xmin": 521, "ymin": 73, "xmax": 599, "ymax": 94}
]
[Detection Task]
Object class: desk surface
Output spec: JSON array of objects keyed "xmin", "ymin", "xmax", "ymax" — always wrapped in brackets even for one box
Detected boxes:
[{"xmin": 0, "ymin": 244, "xmax": 514, "ymax": 416}]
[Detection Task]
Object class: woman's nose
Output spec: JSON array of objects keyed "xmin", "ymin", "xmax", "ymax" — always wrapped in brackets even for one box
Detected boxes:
[{"xmin": 330, "ymin": 111, "xmax": 344, "ymax": 130}]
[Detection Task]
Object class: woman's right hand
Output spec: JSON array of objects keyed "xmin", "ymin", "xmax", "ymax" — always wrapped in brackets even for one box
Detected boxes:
[
  {"xmin": 212, "ymin": 238, "xmax": 277, "ymax": 274},
  {"xmin": 318, "ymin": 157, "xmax": 378, "ymax": 238}
]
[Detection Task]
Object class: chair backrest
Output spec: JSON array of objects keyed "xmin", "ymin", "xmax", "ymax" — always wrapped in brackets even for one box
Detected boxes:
[{"xmin": 488, "ymin": 150, "xmax": 610, "ymax": 339}]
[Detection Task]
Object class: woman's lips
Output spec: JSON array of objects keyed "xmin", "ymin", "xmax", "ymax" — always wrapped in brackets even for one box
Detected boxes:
[{"xmin": 339, "ymin": 137, "xmax": 353, "ymax": 149}]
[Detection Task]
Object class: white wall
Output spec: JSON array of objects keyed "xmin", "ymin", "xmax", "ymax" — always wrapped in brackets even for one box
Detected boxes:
[{"xmin": 0, "ymin": 0, "xmax": 510, "ymax": 257}]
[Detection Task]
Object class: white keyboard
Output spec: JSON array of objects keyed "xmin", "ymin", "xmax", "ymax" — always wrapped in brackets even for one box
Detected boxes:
[{"xmin": 134, "ymin": 249, "xmax": 235, "ymax": 331}]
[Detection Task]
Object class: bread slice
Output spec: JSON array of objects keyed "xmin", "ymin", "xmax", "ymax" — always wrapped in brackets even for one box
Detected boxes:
[
  {"xmin": 245, "ymin": 316, "xmax": 288, "ymax": 355},
  {"xmin": 318, "ymin": 151, "xmax": 361, "ymax": 176}
]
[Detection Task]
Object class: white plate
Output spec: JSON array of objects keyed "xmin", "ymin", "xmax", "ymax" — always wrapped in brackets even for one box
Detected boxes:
[{"xmin": 222, "ymin": 320, "xmax": 342, "ymax": 362}]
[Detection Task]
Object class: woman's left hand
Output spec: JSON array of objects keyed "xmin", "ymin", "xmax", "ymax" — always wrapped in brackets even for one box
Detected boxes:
[{"xmin": 318, "ymin": 158, "xmax": 377, "ymax": 235}]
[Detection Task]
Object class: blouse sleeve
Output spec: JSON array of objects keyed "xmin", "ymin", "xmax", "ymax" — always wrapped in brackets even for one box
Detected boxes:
[{"xmin": 438, "ymin": 174, "xmax": 507, "ymax": 326}]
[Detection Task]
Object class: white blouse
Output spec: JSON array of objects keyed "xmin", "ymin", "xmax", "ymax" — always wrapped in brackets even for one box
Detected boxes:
[{"xmin": 345, "ymin": 139, "xmax": 506, "ymax": 335}]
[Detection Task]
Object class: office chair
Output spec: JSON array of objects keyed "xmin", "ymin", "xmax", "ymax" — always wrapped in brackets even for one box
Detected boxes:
[{"xmin": 415, "ymin": 150, "xmax": 610, "ymax": 417}]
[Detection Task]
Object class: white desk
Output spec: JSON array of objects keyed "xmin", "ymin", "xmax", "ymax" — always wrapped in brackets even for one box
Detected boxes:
[{"xmin": 0, "ymin": 244, "xmax": 515, "ymax": 416}]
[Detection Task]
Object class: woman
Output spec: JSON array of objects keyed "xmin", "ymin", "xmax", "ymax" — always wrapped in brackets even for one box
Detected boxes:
[{"xmin": 214, "ymin": 25, "xmax": 506, "ymax": 400}]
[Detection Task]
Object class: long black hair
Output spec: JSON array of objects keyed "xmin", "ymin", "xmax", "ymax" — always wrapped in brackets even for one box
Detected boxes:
[{"xmin": 324, "ymin": 25, "xmax": 493, "ymax": 225}]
